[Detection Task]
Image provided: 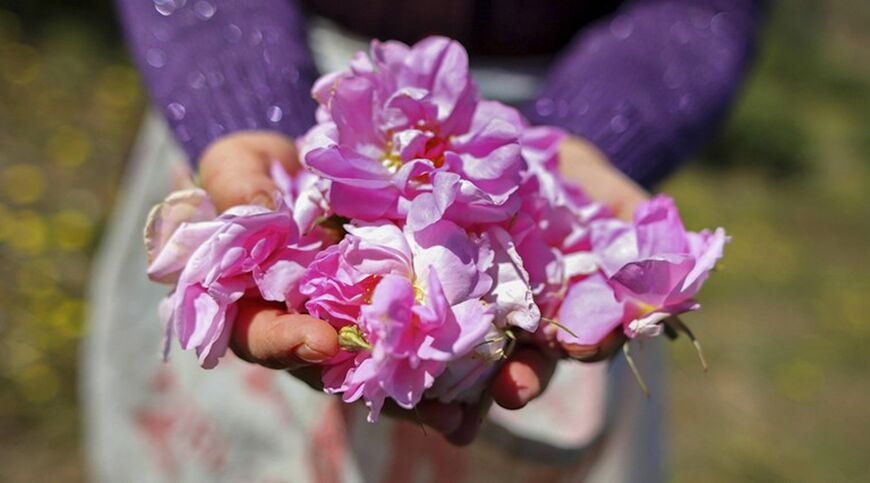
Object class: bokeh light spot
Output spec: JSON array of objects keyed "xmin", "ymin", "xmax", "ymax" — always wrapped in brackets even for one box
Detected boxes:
[
  {"xmin": 17, "ymin": 363, "xmax": 60, "ymax": 404},
  {"xmin": 49, "ymin": 299, "xmax": 85, "ymax": 339},
  {"xmin": 8, "ymin": 210, "xmax": 48, "ymax": 254},
  {"xmin": 1, "ymin": 164, "xmax": 46, "ymax": 205},
  {"xmin": 0, "ymin": 203, "xmax": 12, "ymax": 240},
  {"xmin": 773, "ymin": 359, "xmax": 823, "ymax": 403},
  {"xmin": 95, "ymin": 65, "xmax": 140, "ymax": 109},
  {"xmin": 51, "ymin": 209, "xmax": 93, "ymax": 251},
  {"xmin": 46, "ymin": 126, "xmax": 92, "ymax": 168},
  {"xmin": 1, "ymin": 42, "xmax": 39, "ymax": 84}
]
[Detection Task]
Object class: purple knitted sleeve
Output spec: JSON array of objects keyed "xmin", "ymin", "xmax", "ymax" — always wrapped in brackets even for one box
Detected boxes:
[
  {"xmin": 115, "ymin": 0, "xmax": 318, "ymax": 162},
  {"xmin": 522, "ymin": 0, "xmax": 765, "ymax": 186},
  {"xmin": 117, "ymin": 0, "xmax": 763, "ymax": 185}
]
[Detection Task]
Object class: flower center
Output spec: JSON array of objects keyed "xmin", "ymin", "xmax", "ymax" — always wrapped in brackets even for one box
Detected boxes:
[
  {"xmin": 363, "ymin": 273, "xmax": 426, "ymax": 306},
  {"xmin": 413, "ymin": 282, "xmax": 426, "ymax": 304},
  {"xmin": 362, "ymin": 275, "xmax": 382, "ymax": 304},
  {"xmin": 423, "ymin": 136, "xmax": 447, "ymax": 168},
  {"xmin": 380, "ymin": 130, "xmax": 449, "ymax": 174},
  {"xmin": 635, "ymin": 301, "xmax": 657, "ymax": 316},
  {"xmin": 380, "ymin": 143, "xmax": 403, "ymax": 173}
]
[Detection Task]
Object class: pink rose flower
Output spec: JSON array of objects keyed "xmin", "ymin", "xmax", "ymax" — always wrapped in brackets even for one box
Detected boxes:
[
  {"xmin": 145, "ymin": 168, "xmax": 327, "ymax": 368},
  {"xmin": 145, "ymin": 188, "xmax": 219, "ymax": 284},
  {"xmin": 300, "ymin": 219, "xmax": 534, "ymax": 419},
  {"xmin": 509, "ymin": 127, "xmax": 609, "ymax": 319},
  {"xmin": 558, "ymin": 195, "xmax": 729, "ymax": 345},
  {"xmin": 425, "ymin": 323, "xmax": 505, "ymax": 403},
  {"xmin": 427, "ymin": 225, "xmax": 542, "ymax": 403},
  {"xmin": 299, "ymin": 37, "xmax": 528, "ymax": 232},
  {"xmin": 142, "ymin": 35, "xmax": 732, "ymax": 420}
]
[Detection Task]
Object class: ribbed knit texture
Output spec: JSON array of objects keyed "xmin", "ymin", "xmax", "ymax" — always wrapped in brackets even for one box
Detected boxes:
[{"xmin": 116, "ymin": 0, "xmax": 764, "ymax": 186}]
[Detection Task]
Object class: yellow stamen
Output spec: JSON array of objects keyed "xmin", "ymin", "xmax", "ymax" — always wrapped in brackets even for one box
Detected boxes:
[
  {"xmin": 636, "ymin": 302, "xmax": 656, "ymax": 316},
  {"xmin": 381, "ymin": 154, "xmax": 402, "ymax": 173},
  {"xmin": 380, "ymin": 138, "xmax": 403, "ymax": 173},
  {"xmin": 413, "ymin": 281, "xmax": 426, "ymax": 304}
]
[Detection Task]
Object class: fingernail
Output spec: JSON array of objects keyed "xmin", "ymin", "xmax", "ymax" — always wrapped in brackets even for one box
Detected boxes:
[
  {"xmin": 296, "ymin": 343, "xmax": 330, "ymax": 363},
  {"xmin": 516, "ymin": 385, "xmax": 536, "ymax": 405},
  {"xmin": 562, "ymin": 343, "xmax": 600, "ymax": 361},
  {"xmin": 446, "ymin": 406, "xmax": 482, "ymax": 446},
  {"xmin": 509, "ymin": 363, "xmax": 540, "ymax": 405}
]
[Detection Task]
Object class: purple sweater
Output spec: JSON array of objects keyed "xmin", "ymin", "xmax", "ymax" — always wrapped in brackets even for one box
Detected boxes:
[{"xmin": 117, "ymin": 0, "xmax": 763, "ymax": 187}]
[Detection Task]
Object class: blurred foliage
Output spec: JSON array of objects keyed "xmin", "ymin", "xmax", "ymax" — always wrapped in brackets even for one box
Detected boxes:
[
  {"xmin": 0, "ymin": 0, "xmax": 868, "ymax": 482},
  {"xmin": 698, "ymin": 0, "xmax": 869, "ymax": 178},
  {"xmin": 666, "ymin": 1, "xmax": 870, "ymax": 482},
  {"xmin": 0, "ymin": 1, "xmax": 144, "ymax": 479},
  {"xmin": 0, "ymin": 0, "xmax": 119, "ymax": 39}
]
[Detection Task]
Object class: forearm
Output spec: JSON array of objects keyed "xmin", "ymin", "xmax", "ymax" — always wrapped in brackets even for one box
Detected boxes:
[
  {"xmin": 523, "ymin": 0, "xmax": 766, "ymax": 187},
  {"xmin": 115, "ymin": 0, "xmax": 318, "ymax": 162}
]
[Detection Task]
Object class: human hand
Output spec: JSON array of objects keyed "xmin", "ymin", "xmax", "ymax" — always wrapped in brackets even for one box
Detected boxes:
[
  {"xmin": 554, "ymin": 135, "xmax": 650, "ymax": 361},
  {"xmin": 198, "ymin": 131, "xmax": 557, "ymax": 444}
]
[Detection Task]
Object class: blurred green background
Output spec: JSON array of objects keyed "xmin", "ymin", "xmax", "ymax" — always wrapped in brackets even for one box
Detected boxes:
[{"xmin": 0, "ymin": 1, "xmax": 867, "ymax": 481}]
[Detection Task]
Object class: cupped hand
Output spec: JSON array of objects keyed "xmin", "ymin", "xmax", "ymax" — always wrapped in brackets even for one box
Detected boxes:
[
  {"xmin": 199, "ymin": 131, "xmax": 342, "ymax": 369},
  {"xmin": 197, "ymin": 131, "xmax": 558, "ymax": 444},
  {"xmin": 555, "ymin": 135, "xmax": 650, "ymax": 361}
]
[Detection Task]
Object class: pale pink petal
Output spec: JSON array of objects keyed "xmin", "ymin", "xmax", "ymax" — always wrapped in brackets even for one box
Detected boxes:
[
  {"xmin": 328, "ymin": 182, "xmax": 399, "ymax": 220},
  {"xmin": 330, "ymin": 76, "xmax": 382, "ymax": 149},
  {"xmin": 305, "ymin": 146, "xmax": 393, "ymax": 187},
  {"xmin": 409, "ymin": 219, "xmax": 486, "ymax": 305},
  {"xmin": 145, "ymin": 188, "xmax": 218, "ymax": 283},
  {"xmin": 590, "ymin": 218, "xmax": 638, "ymax": 276},
  {"xmin": 634, "ymin": 195, "xmax": 689, "ymax": 257},
  {"xmin": 678, "ymin": 227, "xmax": 729, "ymax": 298},
  {"xmin": 609, "ymin": 255, "xmax": 695, "ymax": 308},
  {"xmin": 521, "ymin": 125, "xmax": 566, "ymax": 171},
  {"xmin": 406, "ymin": 172, "xmax": 460, "ymax": 231},
  {"xmin": 147, "ymin": 220, "xmax": 223, "ymax": 284},
  {"xmin": 557, "ymin": 273, "xmax": 626, "ymax": 345},
  {"xmin": 480, "ymin": 227, "xmax": 540, "ymax": 331},
  {"xmin": 344, "ymin": 222, "xmax": 414, "ymax": 277}
]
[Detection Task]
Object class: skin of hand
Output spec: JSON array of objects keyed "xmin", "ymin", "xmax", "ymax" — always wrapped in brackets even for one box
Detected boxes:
[{"xmin": 198, "ymin": 130, "xmax": 647, "ymax": 445}]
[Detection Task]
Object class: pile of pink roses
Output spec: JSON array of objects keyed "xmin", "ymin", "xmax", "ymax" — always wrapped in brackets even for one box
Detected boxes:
[{"xmin": 145, "ymin": 37, "xmax": 727, "ymax": 421}]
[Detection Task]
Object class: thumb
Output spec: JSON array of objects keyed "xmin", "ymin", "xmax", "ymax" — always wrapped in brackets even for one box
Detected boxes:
[
  {"xmin": 490, "ymin": 346, "xmax": 557, "ymax": 410},
  {"xmin": 230, "ymin": 298, "xmax": 339, "ymax": 370},
  {"xmin": 199, "ymin": 131, "xmax": 301, "ymax": 213}
]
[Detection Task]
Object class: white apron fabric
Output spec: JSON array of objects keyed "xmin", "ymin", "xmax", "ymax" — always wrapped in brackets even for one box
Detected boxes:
[{"xmin": 83, "ymin": 20, "xmax": 665, "ymax": 483}]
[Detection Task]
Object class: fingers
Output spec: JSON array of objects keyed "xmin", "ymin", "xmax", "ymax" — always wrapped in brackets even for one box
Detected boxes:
[
  {"xmin": 416, "ymin": 400, "xmax": 464, "ymax": 435},
  {"xmin": 560, "ymin": 328, "xmax": 627, "ymax": 362},
  {"xmin": 380, "ymin": 398, "xmax": 463, "ymax": 436},
  {"xmin": 230, "ymin": 298, "xmax": 338, "ymax": 370},
  {"xmin": 199, "ymin": 131, "xmax": 301, "ymax": 212},
  {"xmin": 490, "ymin": 346, "xmax": 558, "ymax": 410},
  {"xmin": 381, "ymin": 399, "xmax": 464, "ymax": 435},
  {"xmin": 380, "ymin": 399, "xmax": 483, "ymax": 446},
  {"xmin": 443, "ymin": 401, "xmax": 486, "ymax": 446}
]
